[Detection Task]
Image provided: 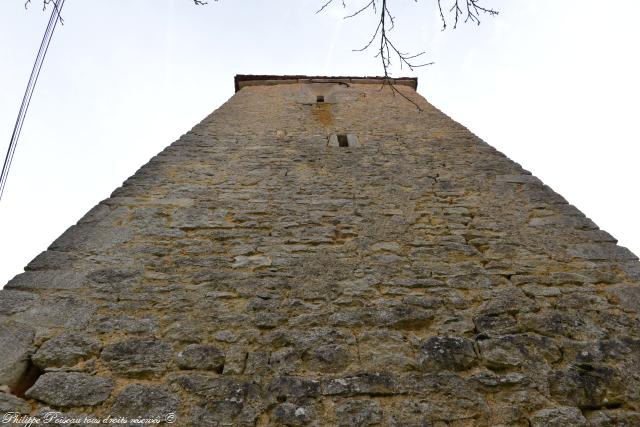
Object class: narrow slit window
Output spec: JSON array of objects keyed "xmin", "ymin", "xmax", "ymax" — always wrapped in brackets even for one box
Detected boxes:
[
  {"xmin": 316, "ymin": 95, "xmax": 325, "ymax": 103},
  {"xmin": 328, "ymin": 133, "xmax": 359, "ymax": 148}
]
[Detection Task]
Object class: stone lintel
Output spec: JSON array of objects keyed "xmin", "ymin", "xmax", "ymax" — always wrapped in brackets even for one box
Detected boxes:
[{"xmin": 234, "ymin": 74, "xmax": 418, "ymax": 92}]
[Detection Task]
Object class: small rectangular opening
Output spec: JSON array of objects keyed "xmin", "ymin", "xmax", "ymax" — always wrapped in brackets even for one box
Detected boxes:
[
  {"xmin": 337, "ymin": 134, "xmax": 349, "ymax": 147},
  {"xmin": 316, "ymin": 95, "xmax": 325, "ymax": 103}
]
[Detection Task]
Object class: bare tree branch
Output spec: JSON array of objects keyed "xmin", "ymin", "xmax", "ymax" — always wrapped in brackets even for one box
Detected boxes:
[
  {"xmin": 316, "ymin": 0, "xmax": 346, "ymax": 14},
  {"xmin": 438, "ymin": 0, "xmax": 498, "ymax": 30},
  {"xmin": 24, "ymin": 0, "xmax": 497, "ymax": 112},
  {"xmin": 318, "ymin": 0, "xmax": 497, "ymax": 110}
]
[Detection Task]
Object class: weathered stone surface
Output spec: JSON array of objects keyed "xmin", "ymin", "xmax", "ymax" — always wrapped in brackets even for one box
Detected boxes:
[
  {"xmin": 232, "ymin": 255, "xmax": 272, "ymax": 269},
  {"xmin": 304, "ymin": 343, "xmax": 352, "ymax": 373},
  {"xmin": 331, "ymin": 303, "xmax": 432, "ymax": 330},
  {"xmin": 549, "ymin": 364, "xmax": 626, "ymax": 409},
  {"xmin": 25, "ymin": 249, "xmax": 77, "ymax": 271},
  {"xmin": 395, "ymin": 373, "xmax": 490, "ymax": 424},
  {"xmin": 176, "ymin": 344, "xmax": 225, "ymax": 371},
  {"xmin": 86, "ymin": 267, "xmax": 141, "ymax": 285},
  {"xmin": 173, "ymin": 374, "xmax": 263, "ymax": 401},
  {"xmin": 496, "ymin": 174, "xmax": 541, "ymax": 184},
  {"xmin": 417, "ymin": 336, "xmax": 477, "ymax": 371},
  {"xmin": 25, "ymin": 372, "xmax": 113, "ymax": 407},
  {"xmin": 174, "ymin": 374, "xmax": 263, "ymax": 425},
  {"xmin": 222, "ymin": 346, "xmax": 246, "ymax": 375},
  {"xmin": 111, "ymin": 384, "xmax": 180, "ymax": 419},
  {"xmin": 272, "ymin": 403, "xmax": 315, "ymax": 426},
  {"xmin": 1, "ymin": 77, "xmax": 640, "ymax": 420},
  {"xmin": 269, "ymin": 376, "xmax": 320, "ymax": 400},
  {"xmin": 0, "ymin": 321, "xmax": 34, "ymax": 388},
  {"xmin": 529, "ymin": 406, "xmax": 588, "ymax": 427},
  {"xmin": 385, "ymin": 400, "xmax": 432, "ymax": 427},
  {"xmin": 335, "ymin": 400, "xmax": 382, "ymax": 427},
  {"xmin": 321, "ymin": 372, "xmax": 400, "ymax": 396},
  {"xmin": 92, "ymin": 315, "xmax": 158, "ymax": 335},
  {"xmin": 568, "ymin": 243, "xmax": 638, "ymax": 261},
  {"xmin": 519, "ymin": 310, "xmax": 604, "ymax": 340},
  {"xmin": 5, "ymin": 270, "xmax": 86, "ymax": 291},
  {"xmin": 358, "ymin": 330, "xmax": 414, "ymax": 372},
  {"xmin": 245, "ymin": 351, "xmax": 270, "ymax": 375},
  {"xmin": 49, "ymin": 223, "xmax": 132, "ymax": 253},
  {"xmin": 163, "ymin": 320, "xmax": 205, "ymax": 342},
  {"xmin": 478, "ymin": 287, "xmax": 538, "ymax": 315},
  {"xmin": 470, "ymin": 371, "xmax": 530, "ymax": 388},
  {"xmin": 606, "ymin": 284, "xmax": 640, "ymax": 313},
  {"xmin": 474, "ymin": 312, "xmax": 519, "ymax": 335},
  {"xmin": 32, "ymin": 334, "xmax": 101, "ymax": 369},
  {"xmin": 0, "ymin": 289, "xmax": 38, "ymax": 316},
  {"xmin": 101, "ymin": 338, "xmax": 172, "ymax": 378},
  {"xmin": 0, "ymin": 390, "xmax": 31, "ymax": 414},
  {"xmin": 477, "ymin": 334, "xmax": 561, "ymax": 370},
  {"xmin": 586, "ymin": 410, "xmax": 640, "ymax": 426},
  {"xmin": 11, "ymin": 296, "xmax": 96, "ymax": 333}
]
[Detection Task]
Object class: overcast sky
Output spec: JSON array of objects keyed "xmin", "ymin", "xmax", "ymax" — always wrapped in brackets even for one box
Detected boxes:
[{"xmin": 1, "ymin": 0, "xmax": 639, "ymax": 288}]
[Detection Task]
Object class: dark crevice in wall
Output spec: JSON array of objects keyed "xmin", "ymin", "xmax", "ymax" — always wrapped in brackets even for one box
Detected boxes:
[{"xmin": 10, "ymin": 360, "xmax": 43, "ymax": 398}]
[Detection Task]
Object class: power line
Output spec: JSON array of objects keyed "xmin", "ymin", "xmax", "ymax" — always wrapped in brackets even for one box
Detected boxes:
[{"xmin": 0, "ymin": 0, "xmax": 66, "ymax": 201}]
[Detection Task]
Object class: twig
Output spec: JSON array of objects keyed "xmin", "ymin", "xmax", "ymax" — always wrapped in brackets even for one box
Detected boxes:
[
  {"xmin": 437, "ymin": 0, "xmax": 498, "ymax": 30},
  {"xmin": 318, "ymin": 0, "xmax": 498, "ymax": 110}
]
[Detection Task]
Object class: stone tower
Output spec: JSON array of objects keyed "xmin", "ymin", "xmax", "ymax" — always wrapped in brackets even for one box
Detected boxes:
[{"xmin": 1, "ymin": 75, "xmax": 640, "ymax": 426}]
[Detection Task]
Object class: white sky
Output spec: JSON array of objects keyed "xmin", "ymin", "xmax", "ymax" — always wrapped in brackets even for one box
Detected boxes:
[{"xmin": 1, "ymin": 0, "xmax": 639, "ymax": 288}]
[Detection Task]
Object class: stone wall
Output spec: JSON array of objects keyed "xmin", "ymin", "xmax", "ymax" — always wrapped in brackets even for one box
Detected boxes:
[{"xmin": 1, "ymin": 77, "xmax": 640, "ymax": 426}]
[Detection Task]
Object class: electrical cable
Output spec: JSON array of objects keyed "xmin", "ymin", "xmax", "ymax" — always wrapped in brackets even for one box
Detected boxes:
[{"xmin": 0, "ymin": 0, "xmax": 66, "ymax": 201}]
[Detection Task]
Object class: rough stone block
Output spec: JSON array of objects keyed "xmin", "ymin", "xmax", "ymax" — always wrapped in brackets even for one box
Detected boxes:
[
  {"xmin": 101, "ymin": 338, "xmax": 172, "ymax": 378},
  {"xmin": 568, "ymin": 243, "xmax": 638, "ymax": 261},
  {"xmin": 5, "ymin": 270, "xmax": 85, "ymax": 291},
  {"xmin": 25, "ymin": 372, "xmax": 113, "ymax": 407},
  {"xmin": 335, "ymin": 400, "xmax": 382, "ymax": 427},
  {"xmin": 0, "ymin": 290, "xmax": 38, "ymax": 316},
  {"xmin": 0, "ymin": 321, "xmax": 35, "ymax": 389},
  {"xmin": 32, "ymin": 334, "xmax": 101, "ymax": 369},
  {"xmin": 606, "ymin": 284, "xmax": 640, "ymax": 313},
  {"xmin": 549, "ymin": 364, "xmax": 626, "ymax": 409},
  {"xmin": 176, "ymin": 344, "xmax": 225, "ymax": 371},
  {"xmin": 111, "ymin": 384, "xmax": 180, "ymax": 419},
  {"xmin": 530, "ymin": 406, "xmax": 588, "ymax": 427},
  {"xmin": 0, "ymin": 391, "xmax": 31, "ymax": 414},
  {"xmin": 417, "ymin": 336, "xmax": 477, "ymax": 372}
]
